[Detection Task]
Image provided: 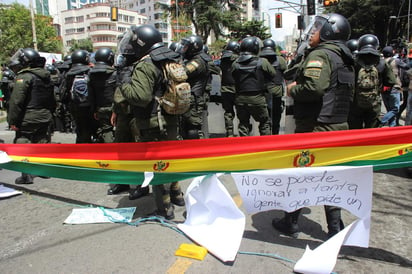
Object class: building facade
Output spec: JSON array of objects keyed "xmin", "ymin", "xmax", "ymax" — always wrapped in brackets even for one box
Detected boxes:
[{"xmin": 61, "ymin": 3, "xmax": 146, "ymax": 52}]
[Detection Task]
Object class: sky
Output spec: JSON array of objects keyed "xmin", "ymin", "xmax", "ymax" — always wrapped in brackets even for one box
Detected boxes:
[
  {"xmin": 1, "ymin": 0, "xmax": 29, "ymax": 6},
  {"xmin": 261, "ymin": 0, "xmax": 303, "ymax": 42}
]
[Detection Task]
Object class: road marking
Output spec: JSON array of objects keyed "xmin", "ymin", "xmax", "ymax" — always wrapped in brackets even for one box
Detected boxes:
[{"xmin": 167, "ymin": 258, "xmax": 193, "ymax": 274}]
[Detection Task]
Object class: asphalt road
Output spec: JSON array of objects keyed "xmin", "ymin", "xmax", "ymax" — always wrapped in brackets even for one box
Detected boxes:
[{"xmin": 0, "ymin": 105, "xmax": 412, "ymax": 273}]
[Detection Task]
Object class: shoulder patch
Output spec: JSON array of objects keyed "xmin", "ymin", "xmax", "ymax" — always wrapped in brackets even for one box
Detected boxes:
[
  {"xmin": 186, "ymin": 60, "xmax": 200, "ymax": 73},
  {"xmin": 306, "ymin": 60, "xmax": 323, "ymax": 68},
  {"xmin": 16, "ymin": 79, "xmax": 24, "ymax": 83},
  {"xmin": 304, "ymin": 68, "xmax": 322, "ymax": 79}
]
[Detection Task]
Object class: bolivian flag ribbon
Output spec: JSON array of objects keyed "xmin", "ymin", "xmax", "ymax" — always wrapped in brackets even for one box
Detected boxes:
[{"xmin": 0, "ymin": 127, "xmax": 411, "ymax": 185}]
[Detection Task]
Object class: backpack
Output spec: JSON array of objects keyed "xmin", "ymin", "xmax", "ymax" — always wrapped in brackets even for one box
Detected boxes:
[
  {"xmin": 70, "ymin": 73, "xmax": 89, "ymax": 104},
  {"xmin": 156, "ymin": 61, "xmax": 191, "ymax": 115},
  {"xmin": 356, "ymin": 65, "xmax": 380, "ymax": 109}
]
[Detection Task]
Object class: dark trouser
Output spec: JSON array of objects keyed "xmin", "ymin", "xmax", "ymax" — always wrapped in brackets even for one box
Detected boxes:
[
  {"xmin": 95, "ymin": 107, "xmax": 114, "ymax": 143},
  {"xmin": 181, "ymin": 94, "xmax": 207, "ymax": 139},
  {"xmin": 348, "ymin": 103, "xmax": 381, "ymax": 129},
  {"xmin": 70, "ymin": 104, "xmax": 95, "ymax": 143},
  {"xmin": 235, "ymin": 94, "xmax": 271, "ymax": 136},
  {"xmin": 221, "ymin": 92, "xmax": 236, "ymax": 136}
]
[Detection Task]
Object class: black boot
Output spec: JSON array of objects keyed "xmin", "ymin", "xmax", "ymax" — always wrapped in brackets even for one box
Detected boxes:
[
  {"xmin": 325, "ymin": 206, "xmax": 344, "ymax": 238},
  {"xmin": 128, "ymin": 186, "xmax": 149, "ymax": 200},
  {"xmin": 107, "ymin": 184, "xmax": 129, "ymax": 195},
  {"xmin": 15, "ymin": 173, "xmax": 34, "ymax": 184},
  {"xmin": 272, "ymin": 210, "xmax": 300, "ymax": 238},
  {"xmin": 170, "ymin": 182, "xmax": 185, "ymax": 206}
]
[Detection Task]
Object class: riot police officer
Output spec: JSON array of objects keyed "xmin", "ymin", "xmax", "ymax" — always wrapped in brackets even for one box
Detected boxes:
[
  {"xmin": 275, "ymin": 13, "xmax": 355, "ymax": 238},
  {"xmin": 220, "ymin": 41, "xmax": 240, "ymax": 137},
  {"xmin": 231, "ymin": 36, "xmax": 276, "ymax": 136},
  {"xmin": 8, "ymin": 48, "xmax": 56, "ymax": 184},
  {"xmin": 178, "ymin": 35, "xmax": 210, "ymax": 139},
  {"xmin": 260, "ymin": 38, "xmax": 287, "ymax": 135},
  {"xmin": 88, "ymin": 47, "xmax": 117, "ymax": 143},
  {"xmin": 63, "ymin": 49, "xmax": 95, "ymax": 143},
  {"xmin": 118, "ymin": 24, "xmax": 185, "ymax": 220}
]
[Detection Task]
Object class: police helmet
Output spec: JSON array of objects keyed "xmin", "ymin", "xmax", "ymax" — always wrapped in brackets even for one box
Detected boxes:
[
  {"xmin": 10, "ymin": 48, "xmax": 41, "ymax": 68},
  {"xmin": 45, "ymin": 64, "xmax": 58, "ymax": 74},
  {"xmin": 346, "ymin": 39, "xmax": 358, "ymax": 53},
  {"xmin": 357, "ymin": 34, "xmax": 380, "ymax": 50},
  {"xmin": 203, "ymin": 45, "xmax": 209, "ymax": 54},
  {"xmin": 2, "ymin": 69, "xmax": 15, "ymax": 80},
  {"xmin": 262, "ymin": 38, "xmax": 276, "ymax": 50},
  {"xmin": 225, "ymin": 41, "xmax": 240, "ymax": 53},
  {"xmin": 95, "ymin": 47, "xmax": 115, "ymax": 66},
  {"xmin": 179, "ymin": 35, "xmax": 203, "ymax": 58},
  {"xmin": 71, "ymin": 49, "xmax": 90, "ymax": 65},
  {"xmin": 63, "ymin": 55, "xmax": 72, "ymax": 62},
  {"xmin": 311, "ymin": 13, "xmax": 351, "ymax": 42},
  {"xmin": 240, "ymin": 36, "xmax": 261, "ymax": 55},
  {"xmin": 169, "ymin": 41, "xmax": 179, "ymax": 52},
  {"xmin": 118, "ymin": 24, "xmax": 163, "ymax": 60},
  {"xmin": 382, "ymin": 46, "xmax": 394, "ymax": 58}
]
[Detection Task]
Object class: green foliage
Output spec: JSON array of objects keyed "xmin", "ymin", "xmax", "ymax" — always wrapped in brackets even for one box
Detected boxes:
[
  {"xmin": 0, "ymin": 3, "xmax": 62, "ymax": 64},
  {"xmin": 229, "ymin": 20, "xmax": 272, "ymax": 41},
  {"xmin": 209, "ymin": 39, "xmax": 227, "ymax": 56},
  {"xmin": 161, "ymin": 0, "xmax": 243, "ymax": 43},
  {"xmin": 69, "ymin": 38, "xmax": 93, "ymax": 53},
  {"xmin": 324, "ymin": 0, "xmax": 409, "ymax": 46}
]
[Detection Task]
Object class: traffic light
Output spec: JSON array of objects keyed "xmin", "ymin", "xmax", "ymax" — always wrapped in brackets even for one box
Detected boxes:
[
  {"xmin": 275, "ymin": 13, "xmax": 282, "ymax": 28},
  {"xmin": 298, "ymin": 15, "xmax": 305, "ymax": 30},
  {"xmin": 323, "ymin": 0, "xmax": 339, "ymax": 6},
  {"xmin": 110, "ymin": 6, "xmax": 118, "ymax": 21},
  {"xmin": 307, "ymin": 0, "xmax": 316, "ymax": 15}
]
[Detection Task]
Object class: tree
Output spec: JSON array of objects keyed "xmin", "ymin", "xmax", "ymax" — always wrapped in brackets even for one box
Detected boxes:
[
  {"xmin": 229, "ymin": 20, "xmax": 272, "ymax": 41},
  {"xmin": 0, "ymin": 3, "xmax": 62, "ymax": 64},
  {"xmin": 324, "ymin": 0, "xmax": 409, "ymax": 47},
  {"xmin": 69, "ymin": 38, "xmax": 93, "ymax": 53},
  {"xmin": 161, "ymin": 0, "xmax": 242, "ymax": 43}
]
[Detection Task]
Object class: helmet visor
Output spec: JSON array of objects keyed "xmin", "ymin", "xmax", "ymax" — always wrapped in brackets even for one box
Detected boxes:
[
  {"xmin": 117, "ymin": 28, "xmax": 136, "ymax": 55},
  {"xmin": 10, "ymin": 48, "xmax": 23, "ymax": 64},
  {"xmin": 178, "ymin": 39, "xmax": 190, "ymax": 55}
]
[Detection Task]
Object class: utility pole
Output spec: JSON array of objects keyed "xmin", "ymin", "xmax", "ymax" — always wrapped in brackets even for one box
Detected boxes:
[{"xmin": 30, "ymin": 0, "xmax": 38, "ymax": 51}]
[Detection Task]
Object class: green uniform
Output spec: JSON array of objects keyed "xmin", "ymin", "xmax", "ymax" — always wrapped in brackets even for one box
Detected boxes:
[
  {"xmin": 231, "ymin": 55, "xmax": 276, "ymax": 136},
  {"xmin": 289, "ymin": 42, "xmax": 354, "ymax": 133},
  {"xmin": 8, "ymin": 67, "xmax": 55, "ymax": 143},
  {"xmin": 348, "ymin": 58, "xmax": 397, "ymax": 129},
  {"xmin": 181, "ymin": 53, "xmax": 209, "ymax": 139},
  {"xmin": 286, "ymin": 41, "xmax": 354, "ymax": 237},
  {"xmin": 120, "ymin": 51, "xmax": 183, "ymax": 218},
  {"xmin": 220, "ymin": 51, "xmax": 238, "ymax": 137}
]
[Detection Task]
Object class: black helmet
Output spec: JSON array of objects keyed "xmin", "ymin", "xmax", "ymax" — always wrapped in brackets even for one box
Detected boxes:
[
  {"xmin": 169, "ymin": 41, "xmax": 179, "ymax": 52},
  {"xmin": 118, "ymin": 24, "xmax": 163, "ymax": 60},
  {"xmin": 203, "ymin": 45, "xmax": 209, "ymax": 54},
  {"xmin": 10, "ymin": 48, "xmax": 41, "ymax": 68},
  {"xmin": 71, "ymin": 49, "xmax": 90, "ymax": 65},
  {"xmin": 357, "ymin": 34, "xmax": 380, "ymax": 51},
  {"xmin": 95, "ymin": 47, "xmax": 115, "ymax": 66},
  {"xmin": 45, "ymin": 64, "xmax": 57, "ymax": 74},
  {"xmin": 240, "ymin": 36, "xmax": 260, "ymax": 55},
  {"xmin": 63, "ymin": 55, "xmax": 72, "ymax": 61},
  {"xmin": 225, "ymin": 41, "xmax": 240, "ymax": 53},
  {"xmin": 262, "ymin": 38, "xmax": 276, "ymax": 50},
  {"xmin": 2, "ymin": 69, "xmax": 15, "ymax": 80},
  {"xmin": 179, "ymin": 35, "xmax": 203, "ymax": 58},
  {"xmin": 260, "ymin": 38, "xmax": 277, "ymax": 56},
  {"xmin": 346, "ymin": 39, "xmax": 358, "ymax": 53},
  {"xmin": 382, "ymin": 46, "xmax": 394, "ymax": 57},
  {"xmin": 312, "ymin": 13, "xmax": 351, "ymax": 42}
]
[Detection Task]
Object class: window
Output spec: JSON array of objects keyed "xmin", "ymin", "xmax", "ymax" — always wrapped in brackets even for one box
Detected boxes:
[{"xmin": 140, "ymin": 8, "xmax": 145, "ymax": 14}]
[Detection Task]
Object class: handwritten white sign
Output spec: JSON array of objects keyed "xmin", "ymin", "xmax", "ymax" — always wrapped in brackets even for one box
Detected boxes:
[{"xmin": 232, "ymin": 166, "xmax": 372, "ymax": 218}]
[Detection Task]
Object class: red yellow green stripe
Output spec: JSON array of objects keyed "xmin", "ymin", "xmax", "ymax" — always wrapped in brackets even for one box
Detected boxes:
[{"xmin": 0, "ymin": 127, "xmax": 411, "ymax": 185}]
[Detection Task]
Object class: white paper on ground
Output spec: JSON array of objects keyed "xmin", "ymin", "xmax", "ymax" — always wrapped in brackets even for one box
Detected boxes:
[
  {"xmin": 0, "ymin": 151, "xmax": 12, "ymax": 164},
  {"xmin": 0, "ymin": 184, "xmax": 22, "ymax": 198},
  {"xmin": 64, "ymin": 207, "xmax": 136, "ymax": 224},
  {"xmin": 177, "ymin": 174, "xmax": 246, "ymax": 262}
]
